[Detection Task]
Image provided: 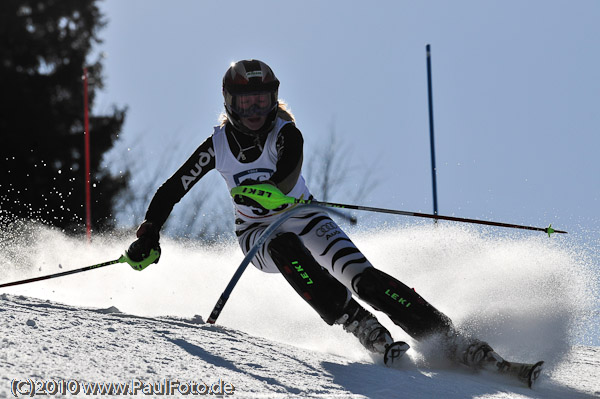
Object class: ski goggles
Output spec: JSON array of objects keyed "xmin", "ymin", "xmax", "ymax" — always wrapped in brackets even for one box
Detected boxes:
[{"xmin": 231, "ymin": 92, "xmax": 275, "ymax": 117}]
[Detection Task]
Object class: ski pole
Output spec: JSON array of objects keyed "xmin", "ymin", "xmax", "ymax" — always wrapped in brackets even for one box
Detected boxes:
[
  {"xmin": 0, "ymin": 256, "xmax": 127, "ymax": 289},
  {"xmin": 231, "ymin": 184, "xmax": 568, "ymax": 236},
  {"xmin": 321, "ymin": 207, "xmax": 357, "ymax": 225},
  {"xmin": 207, "ymin": 204, "xmax": 325, "ymax": 324}
]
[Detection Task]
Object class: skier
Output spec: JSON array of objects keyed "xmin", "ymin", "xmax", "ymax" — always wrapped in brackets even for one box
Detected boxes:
[{"xmin": 125, "ymin": 59, "xmax": 509, "ymax": 372}]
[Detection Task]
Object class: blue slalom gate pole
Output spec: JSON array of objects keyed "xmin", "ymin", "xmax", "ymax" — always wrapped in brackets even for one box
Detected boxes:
[
  {"xmin": 207, "ymin": 204, "xmax": 326, "ymax": 324},
  {"xmin": 426, "ymin": 44, "xmax": 439, "ymax": 219}
]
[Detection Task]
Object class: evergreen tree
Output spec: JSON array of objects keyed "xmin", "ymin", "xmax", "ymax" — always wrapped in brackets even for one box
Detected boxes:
[{"xmin": 0, "ymin": 0, "xmax": 127, "ymax": 233}]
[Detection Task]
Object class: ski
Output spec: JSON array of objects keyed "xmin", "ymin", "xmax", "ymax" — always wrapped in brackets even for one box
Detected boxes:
[
  {"xmin": 381, "ymin": 341, "xmax": 542, "ymax": 388},
  {"xmin": 495, "ymin": 360, "xmax": 544, "ymax": 388},
  {"xmin": 383, "ymin": 341, "xmax": 410, "ymax": 368}
]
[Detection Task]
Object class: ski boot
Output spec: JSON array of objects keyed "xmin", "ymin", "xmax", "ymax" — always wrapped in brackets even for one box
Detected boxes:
[
  {"xmin": 464, "ymin": 340, "xmax": 545, "ymax": 387},
  {"xmin": 462, "ymin": 340, "xmax": 504, "ymax": 370},
  {"xmin": 336, "ymin": 301, "xmax": 409, "ymax": 367},
  {"xmin": 445, "ymin": 331, "xmax": 544, "ymax": 387},
  {"xmin": 444, "ymin": 330, "xmax": 503, "ymax": 370}
]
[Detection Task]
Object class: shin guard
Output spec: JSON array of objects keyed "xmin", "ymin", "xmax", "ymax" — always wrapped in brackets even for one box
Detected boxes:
[
  {"xmin": 356, "ymin": 267, "xmax": 453, "ymax": 340},
  {"xmin": 268, "ymin": 233, "xmax": 351, "ymax": 325}
]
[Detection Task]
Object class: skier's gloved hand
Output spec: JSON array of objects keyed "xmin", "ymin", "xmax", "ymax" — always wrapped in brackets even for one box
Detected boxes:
[
  {"xmin": 135, "ymin": 220, "xmax": 159, "ymax": 239},
  {"xmin": 125, "ymin": 221, "xmax": 161, "ymax": 271},
  {"xmin": 233, "ymin": 179, "xmax": 276, "ymax": 209}
]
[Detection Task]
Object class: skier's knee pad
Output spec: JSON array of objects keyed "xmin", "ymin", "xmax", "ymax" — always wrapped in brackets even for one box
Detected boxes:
[
  {"xmin": 268, "ymin": 232, "xmax": 351, "ymax": 325},
  {"xmin": 356, "ymin": 267, "xmax": 453, "ymax": 340}
]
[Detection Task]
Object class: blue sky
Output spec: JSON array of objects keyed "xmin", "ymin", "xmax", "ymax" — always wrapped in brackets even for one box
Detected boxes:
[{"xmin": 94, "ymin": 0, "xmax": 599, "ymax": 253}]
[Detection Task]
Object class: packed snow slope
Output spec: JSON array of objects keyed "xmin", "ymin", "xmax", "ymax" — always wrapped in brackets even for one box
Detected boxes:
[{"xmin": 1, "ymin": 219, "xmax": 599, "ymax": 398}]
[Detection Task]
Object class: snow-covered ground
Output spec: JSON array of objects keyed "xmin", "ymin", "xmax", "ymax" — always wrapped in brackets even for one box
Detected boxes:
[
  {"xmin": 1, "ymin": 294, "xmax": 598, "ymax": 398},
  {"xmin": 1, "ymin": 220, "xmax": 598, "ymax": 398}
]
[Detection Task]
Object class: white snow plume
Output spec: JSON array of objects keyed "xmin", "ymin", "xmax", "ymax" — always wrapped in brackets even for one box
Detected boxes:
[
  {"xmin": 354, "ymin": 224, "xmax": 597, "ymax": 367},
  {"xmin": 1, "ymin": 218, "xmax": 598, "ymax": 398}
]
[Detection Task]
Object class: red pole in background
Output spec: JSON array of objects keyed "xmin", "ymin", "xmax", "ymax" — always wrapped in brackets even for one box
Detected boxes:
[{"xmin": 83, "ymin": 68, "xmax": 91, "ymax": 242}]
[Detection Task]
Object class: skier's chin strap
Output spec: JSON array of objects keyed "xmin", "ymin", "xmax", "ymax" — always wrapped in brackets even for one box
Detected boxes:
[{"xmin": 354, "ymin": 267, "xmax": 454, "ymax": 340}]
